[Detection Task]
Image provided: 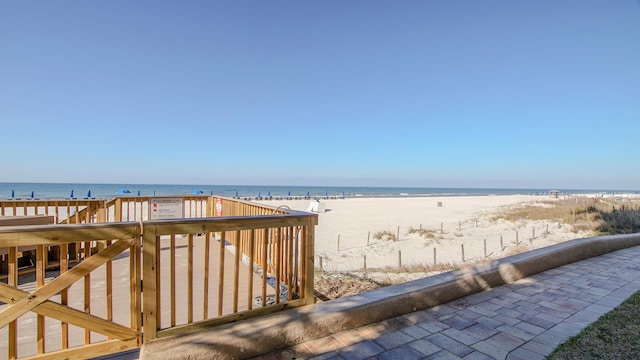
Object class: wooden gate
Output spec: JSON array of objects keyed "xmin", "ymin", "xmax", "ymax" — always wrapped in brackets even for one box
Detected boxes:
[{"xmin": 0, "ymin": 223, "xmax": 142, "ymax": 360}]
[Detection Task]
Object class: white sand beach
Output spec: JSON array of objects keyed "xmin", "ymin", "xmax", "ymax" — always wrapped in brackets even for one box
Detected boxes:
[{"xmin": 260, "ymin": 195, "xmax": 599, "ymax": 274}]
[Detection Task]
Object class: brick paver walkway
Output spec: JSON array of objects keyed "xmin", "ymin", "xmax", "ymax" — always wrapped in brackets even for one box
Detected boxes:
[{"xmin": 256, "ymin": 246, "xmax": 640, "ymax": 360}]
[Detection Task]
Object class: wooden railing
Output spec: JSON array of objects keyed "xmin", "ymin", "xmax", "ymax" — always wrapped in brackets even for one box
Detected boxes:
[{"xmin": 0, "ymin": 197, "xmax": 317, "ymax": 359}]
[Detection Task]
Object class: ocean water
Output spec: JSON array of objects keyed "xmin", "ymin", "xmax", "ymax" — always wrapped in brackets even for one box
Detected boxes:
[{"xmin": 0, "ymin": 182, "xmax": 632, "ymax": 201}]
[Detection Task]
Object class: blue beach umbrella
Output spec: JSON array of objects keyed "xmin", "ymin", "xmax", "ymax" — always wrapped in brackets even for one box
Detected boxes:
[
  {"xmin": 137, "ymin": 190, "xmax": 141, "ymax": 196},
  {"xmin": 153, "ymin": 191, "xmax": 156, "ymax": 196},
  {"xmin": 306, "ymin": 191, "xmax": 310, "ymax": 198},
  {"xmin": 192, "ymin": 190, "xmax": 203, "ymax": 194},
  {"xmin": 31, "ymin": 191, "xmax": 35, "ymax": 199},
  {"xmin": 11, "ymin": 190, "xmax": 14, "ymax": 198},
  {"xmin": 288, "ymin": 191, "xmax": 291, "ymax": 197},
  {"xmin": 325, "ymin": 190, "xmax": 328, "ymax": 197},
  {"xmin": 267, "ymin": 191, "xmax": 271, "ymax": 198},
  {"xmin": 87, "ymin": 190, "xmax": 91, "ymax": 198},
  {"xmin": 235, "ymin": 190, "xmax": 239, "ymax": 198},
  {"xmin": 70, "ymin": 190, "xmax": 74, "ymax": 198}
]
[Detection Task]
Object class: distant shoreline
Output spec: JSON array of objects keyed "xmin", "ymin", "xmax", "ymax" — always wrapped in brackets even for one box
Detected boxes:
[{"xmin": 1, "ymin": 182, "xmax": 636, "ymax": 201}]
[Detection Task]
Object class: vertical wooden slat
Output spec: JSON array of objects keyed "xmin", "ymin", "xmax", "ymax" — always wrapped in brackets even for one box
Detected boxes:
[
  {"xmin": 217, "ymin": 232, "xmax": 226, "ymax": 316},
  {"xmin": 247, "ymin": 229, "xmax": 255, "ymax": 310},
  {"xmin": 275, "ymin": 228, "xmax": 281, "ymax": 304},
  {"xmin": 203, "ymin": 233, "xmax": 210, "ymax": 320},
  {"xmin": 294, "ymin": 226, "xmax": 300, "ymax": 295},
  {"xmin": 170, "ymin": 234, "xmax": 176, "ymax": 327},
  {"xmin": 60, "ymin": 242, "xmax": 69, "ymax": 349},
  {"xmin": 261, "ymin": 229, "xmax": 268, "ymax": 308},
  {"xmin": 155, "ymin": 235, "xmax": 161, "ymax": 328},
  {"xmin": 233, "ymin": 230, "xmax": 241, "ymax": 313},
  {"xmin": 106, "ymin": 239, "xmax": 113, "ymax": 339},
  {"xmin": 84, "ymin": 241, "xmax": 91, "ymax": 344},
  {"xmin": 130, "ymin": 236, "xmax": 138, "ymax": 336},
  {"xmin": 85, "ymin": 203, "xmax": 91, "ymax": 224},
  {"xmin": 114, "ymin": 198, "xmax": 122, "ymax": 222},
  {"xmin": 287, "ymin": 227, "xmax": 294, "ymax": 300},
  {"xmin": 37, "ymin": 244, "xmax": 46, "ymax": 354},
  {"xmin": 8, "ymin": 247, "xmax": 17, "ymax": 360},
  {"xmin": 188, "ymin": 234, "xmax": 193, "ymax": 323}
]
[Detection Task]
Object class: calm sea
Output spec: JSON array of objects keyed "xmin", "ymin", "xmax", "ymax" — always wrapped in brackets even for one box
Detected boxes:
[{"xmin": 0, "ymin": 182, "xmax": 632, "ymax": 201}]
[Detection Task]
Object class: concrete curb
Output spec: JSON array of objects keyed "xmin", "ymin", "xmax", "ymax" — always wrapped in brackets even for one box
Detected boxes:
[{"xmin": 140, "ymin": 233, "xmax": 640, "ymax": 359}]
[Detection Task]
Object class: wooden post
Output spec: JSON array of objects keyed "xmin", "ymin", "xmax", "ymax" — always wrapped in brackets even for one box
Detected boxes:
[
  {"xmin": 484, "ymin": 239, "xmax": 487, "ymax": 258},
  {"xmin": 363, "ymin": 255, "xmax": 367, "ymax": 274},
  {"xmin": 396, "ymin": 226, "xmax": 400, "ymax": 240},
  {"xmin": 337, "ymin": 235, "xmax": 340, "ymax": 251},
  {"xmin": 475, "ymin": 218, "xmax": 478, "ymax": 227},
  {"xmin": 532, "ymin": 228, "xmax": 535, "ymax": 239},
  {"xmin": 398, "ymin": 250, "xmax": 402, "ymax": 268},
  {"xmin": 516, "ymin": 231, "xmax": 519, "ymax": 245},
  {"xmin": 305, "ymin": 217, "xmax": 316, "ymax": 305},
  {"xmin": 458, "ymin": 221, "xmax": 461, "ymax": 231},
  {"xmin": 319, "ymin": 256, "xmax": 323, "ymax": 272},
  {"xmin": 461, "ymin": 244, "xmax": 465, "ymax": 262},
  {"xmin": 440, "ymin": 222, "xmax": 443, "ymax": 234},
  {"xmin": 433, "ymin": 247, "xmax": 436, "ymax": 265},
  {"xmin": 546, "ymin": 224, "xmax": 549, "ymax": 235},
  {"xmin": 367, "ymin": 231, "xmax": 370, "ymax": 246},
  {"xmin": 142, "ymin": 224, "xmax": 158, "ymax": 342}
]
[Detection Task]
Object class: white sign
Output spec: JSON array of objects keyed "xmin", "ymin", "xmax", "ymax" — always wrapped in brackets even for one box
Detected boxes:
[{"xmin": 150, "ymin": 197, "xmax": 184, "ymax": 220}]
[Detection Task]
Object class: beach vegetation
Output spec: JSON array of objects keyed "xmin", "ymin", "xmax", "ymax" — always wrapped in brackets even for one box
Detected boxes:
[
  {"xmin": 372, "ymin": 230, "xmax": 397, "ymax": 241},
  {"xmin": 407, "ymin": 227, "xmax": 442, "ymax": 246},
  {"xmin": 493, "ymin": 198, "xmax": 640, "ymax": 235},
  {"xmin": 407, "ymin": 227, "xmax": 436, "ymax": 239}
]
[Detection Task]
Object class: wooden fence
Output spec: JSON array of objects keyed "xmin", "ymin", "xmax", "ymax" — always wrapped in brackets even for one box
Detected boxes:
[{"xmin": 0, "ymin": 197, "xmax": 317, "ymax": 359}]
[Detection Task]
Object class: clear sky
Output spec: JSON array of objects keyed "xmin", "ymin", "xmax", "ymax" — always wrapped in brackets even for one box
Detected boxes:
[{"xmin": 1, "ymin": 1, "xmax": 639, "ymax": 190}]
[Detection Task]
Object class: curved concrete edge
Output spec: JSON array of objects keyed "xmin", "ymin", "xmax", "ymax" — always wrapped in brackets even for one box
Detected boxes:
[{"xmin": 139, "ymin": 233, "xmax": 640, "ymax": 360}]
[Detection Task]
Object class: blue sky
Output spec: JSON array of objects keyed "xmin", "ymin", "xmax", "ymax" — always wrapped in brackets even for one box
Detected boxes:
[{"xmin": 1, "ymin": 1, "xmax": 639, "ymax": 189}]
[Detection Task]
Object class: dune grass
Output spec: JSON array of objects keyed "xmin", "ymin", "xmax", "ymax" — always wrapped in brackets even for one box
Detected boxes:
[{"xmin": 494, "ymin": 197, "xmax": 640, "ymax": 235}]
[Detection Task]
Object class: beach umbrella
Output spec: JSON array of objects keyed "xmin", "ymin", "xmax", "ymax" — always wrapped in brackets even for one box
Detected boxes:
[
  {"xmin": 87, "ymin": 190, "xmax": 91, "ymax": 198},
  {"xmin": 11, "ymin": 190, "xmax": 14, "ymax": 198},
  {"xmin": 31, "ymin": 191, "xmax": 35, "ymax": 199},
  {"xmin": 235, "ymin": 190, "xmax": 239, "ymax": 198},
  {"xmin": 116, "ymin": 189, "xmax": 130, "ymax": 195},
  {"xmin": 267, "ymin": 191, "xmax": 271, "ymax": 197},
  {"xmin": 70, "ymin": 190, "xmax": 74, "ymax": 198},
  {"xmin": 153, "ymin": 191, "xmax": 156, "ymax": 196},
  {"xmin": 325, "ymin": 190, "xmax": 328, "ymax": 197},
  {"xmin": 288, "ymin": 191, "xmax": 291, "ymax": 197},
  {"xmin": 137, "ymin": 190, "xmax": 141, "ymax": 196},
  {"xmin": 210, "ymin": 191, "xmax": 213, "ymax": 195},
  {"xmin": 306, "ymin": 191, "xmax": 310, "ymax": 198},
  {"xmin": 258, "ymin": 192, "xmax": 261, "ymax": 198},
  {"xmin": 192, "ymin": 190, "xmax": 203, "ymax": 195}
]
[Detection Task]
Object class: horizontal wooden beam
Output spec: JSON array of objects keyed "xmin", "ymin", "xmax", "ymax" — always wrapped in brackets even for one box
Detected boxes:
[{"xmin": 0, "ymin": 282, "xmax": 137, "ymax": 340}]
